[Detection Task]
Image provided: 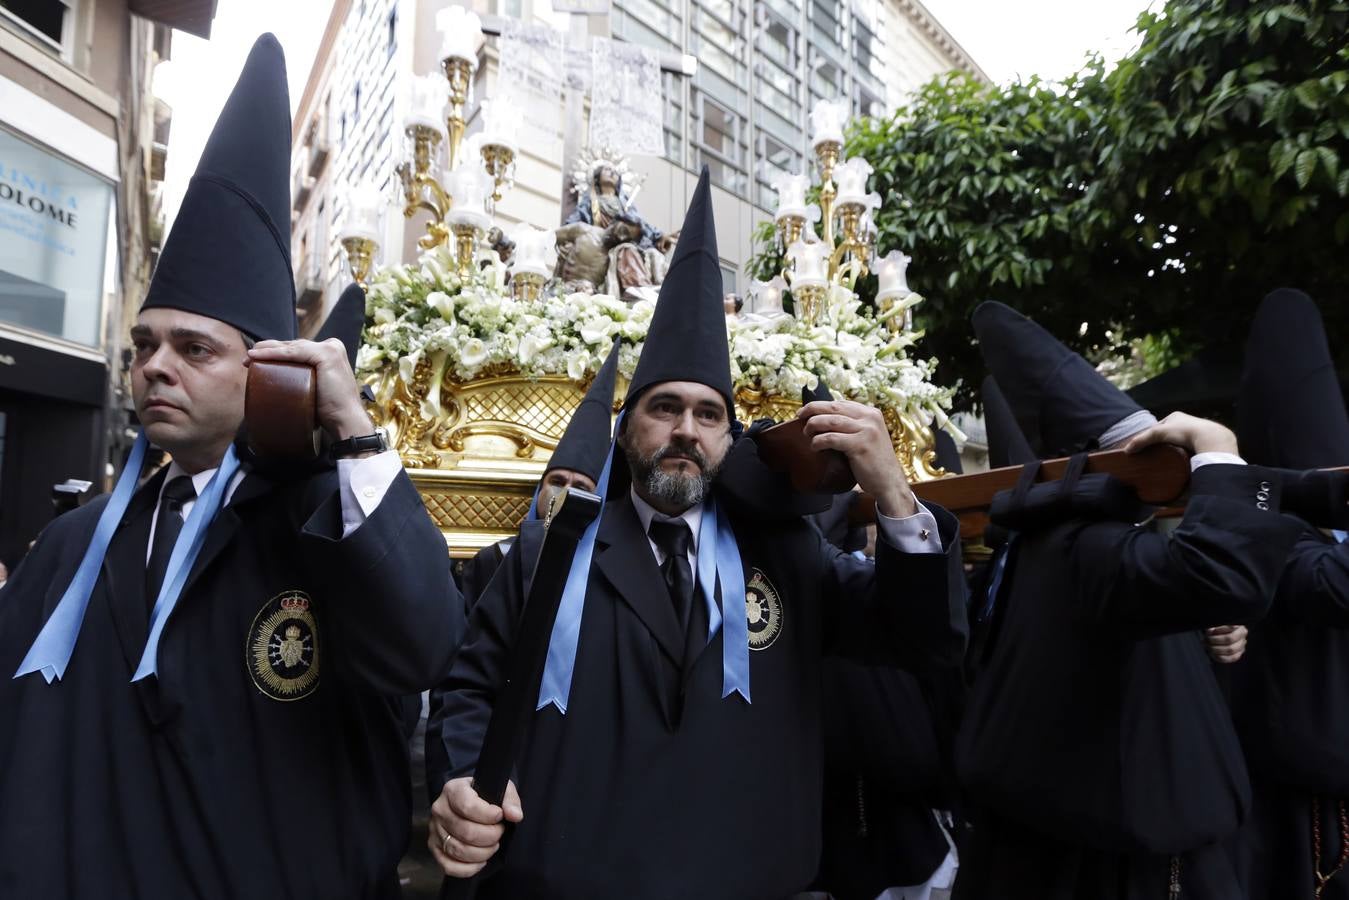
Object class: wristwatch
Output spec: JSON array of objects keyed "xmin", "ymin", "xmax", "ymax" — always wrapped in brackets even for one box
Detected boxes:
[{"xmin": 329, "ymin": 426, "xmax": 389, "ymax": 460}]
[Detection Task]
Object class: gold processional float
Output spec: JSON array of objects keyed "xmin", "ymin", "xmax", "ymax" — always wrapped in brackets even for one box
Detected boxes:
[{"xmin": 335, "ymin": 8, "xmax": 959, "ymax": 557}]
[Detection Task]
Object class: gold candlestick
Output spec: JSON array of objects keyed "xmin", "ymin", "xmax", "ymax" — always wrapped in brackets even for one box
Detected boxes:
[
  {"xmin": 451, "ymin": 222, "xmax": 480, "ymax": 277},
  {"xmin": 341, "ymin": 236, "xmax": 377, "ymax": 290},
  {"xmin": 396, "ymin": 124, "xmax": 453, "ymax": 250},
  {"xmin": 793, "ymin": 282, "xmax": 828, "ymax": 328},
  {"xmin": 814, "ymin": 140, "xmax": 841, "ymax": 248},
  {"xmin": 481, "ymin": 143, "xmax": 516, "ymax": 207},
  {"xmin": 510, "ymin": 271, "xmax": 544, "ymax": 303},
  {"xmin": 442, "ymin": 56, "xmax": 473, "ymax": 170}
]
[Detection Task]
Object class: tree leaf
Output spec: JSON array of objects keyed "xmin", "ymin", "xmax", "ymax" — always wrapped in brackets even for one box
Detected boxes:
[{"xmin": 1295, "ymin": 149, "xmax": 1317, "ymax": 188}]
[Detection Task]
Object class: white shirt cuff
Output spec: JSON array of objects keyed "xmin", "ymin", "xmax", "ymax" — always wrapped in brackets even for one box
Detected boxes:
[
  {"xmin": 876, "ymin": 501, "xmax": 942, "ymax": 555},
  {"xmin": 1190, "ymin": 451, "xmax": 1245, "ymax": 471},
  {"xmin": 337, "ymin": 450, "xmax": 403, "ymax": 538}
]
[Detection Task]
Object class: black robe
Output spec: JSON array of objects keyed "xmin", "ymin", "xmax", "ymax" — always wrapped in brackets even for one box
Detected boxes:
[
  {"xmin": 953, "ymin": 464, "xmax": 1305, "ymax": 900},
  {"xmin": 813, "ymin": 656, "xmax": 957, "ymax": 899},
  {"xmin": 1230, "ymin": 529, "xmax": 1349, "ymax": 899},
  {"xmin": 427, "ymin": 539, "xmax": 512, "ymax": 803},
  {"xmin": 435, "ymin": 490, "xmax": 966, "ymax": 899},
  {"xmin": 0, "ymin": 464, "xmax": 461, "ymax": 899}
]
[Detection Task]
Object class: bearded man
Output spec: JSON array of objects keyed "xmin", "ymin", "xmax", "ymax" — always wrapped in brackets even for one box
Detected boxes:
[{"xmin": 428, "ymin": 169, "xmax": 967, "ymax": 899}]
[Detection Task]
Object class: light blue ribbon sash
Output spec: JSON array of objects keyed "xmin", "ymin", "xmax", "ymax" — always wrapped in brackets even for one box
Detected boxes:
[
  {"xmin": 537, "ymin": 414, "xmax": 752, "ymax": 711},
  {"xmin": 699, "ymin": 497, "xmax": 749, "ymax": 701},
  {"xmin": 537, "ymin": 413, "xmax": 622, "ymax": 713},
  {"xmin": 14, "ymin": 435, "xmax": 240, "ymax": 684},
  {"xmin": 132, "ymin": 445, "xmax": 241, "ymax": 681},
  {"xmin": 15, "ymin": 433, "xmax": 150, "ymax": 683}
]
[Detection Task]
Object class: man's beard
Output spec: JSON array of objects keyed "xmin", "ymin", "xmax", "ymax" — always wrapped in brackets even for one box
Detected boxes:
[{"xmin": 624, "ymin": 439, "xmax": 721, "ymax": 511}]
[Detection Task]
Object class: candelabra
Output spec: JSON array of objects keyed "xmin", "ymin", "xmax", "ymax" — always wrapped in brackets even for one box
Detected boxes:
[
  {"xmin": 772, "ymin": 99, "xmax": 900, "ymax": 327},
  {"xmin": 342, "ymin": 6, "xmax": 520, "ymax": 288},
  {"xmin": 337, "ymin": 183, "xmax": 385, "ymax": 290}
]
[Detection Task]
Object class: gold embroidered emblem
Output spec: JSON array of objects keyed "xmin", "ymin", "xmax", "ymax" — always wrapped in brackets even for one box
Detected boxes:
[
  {"xmin": 247, "ymin": 590, "xmax": 320, "ymax": 701},
  {"xmin": 745, "ymin": 568, "xmax": 783, "ymax": 651}
]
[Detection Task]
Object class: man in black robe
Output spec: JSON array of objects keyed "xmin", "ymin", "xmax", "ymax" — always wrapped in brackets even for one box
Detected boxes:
[
  {"xmin": 952, "ymin": 301, "xmax": 1303, "ymax": 900},
  {"xmin": 428, "ymin": 169, "xmax": 967, "ymax": 899},
  {"xmin": 0, "ymin": 37, "xmax": 460, "ymax": 899},
  {"xmin": 425, "ymin": 340, "xmax": 620, "ymax": 804},
  {"xmin": 805, "ymin": 382, "xmax": 959, "ymax": 900},
  {"xmin": 450, "ymin": 339, "xmax": 620, "ymax": 615},
  {"xmin": 1230, "ymin": 288, "xmax": 1349, "ymax": 900}
]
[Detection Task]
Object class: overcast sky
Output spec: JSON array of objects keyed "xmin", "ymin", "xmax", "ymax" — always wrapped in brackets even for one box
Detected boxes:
[{"xmin": 157, "ymin": 0, "xmax": 1152, "ymax": 231}]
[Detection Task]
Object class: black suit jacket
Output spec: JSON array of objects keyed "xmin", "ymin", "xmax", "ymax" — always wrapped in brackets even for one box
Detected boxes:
[{"xmin": 435, "ymin": 486, "xmax": 966, "ymax": 900}]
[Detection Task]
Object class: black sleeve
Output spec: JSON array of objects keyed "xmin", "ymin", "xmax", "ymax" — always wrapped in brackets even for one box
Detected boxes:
[
  {"xmin": 820, "ymin": 501, "xmax": 968, "ymax": 672},
  {"xmin": 430, "ymin": 527, "xmax": 538, "ymax": 787},
  {"xmin": 1073, "ymin": 464, "xmax": 1305, "ymax": 636},
  {"xmin": 298, "ymin": 469, "xmax": 463, "ymax": 695},
  {"xmin": 1276, "ymin": 533, "xmax": 1349, "ymax": 626},
  {"xmin": 1276, "ymin": 468, "xmax": 1349, "ymax": 530},
  {"xmin": 425, "ymin": 544, "xmax": 507, "ymax": 801}
]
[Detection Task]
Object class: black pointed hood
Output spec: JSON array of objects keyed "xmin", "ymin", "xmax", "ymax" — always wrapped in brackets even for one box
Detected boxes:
[
  {"xmin": 315, "ymin": 284, "xmax": 366, "ymax": 370},
  {"xmin": 933, "ymin": 428, "xmax": 963, "ymax": 474},
  {"xmin": 981, "ymin": 375, "xmax": 1037, "ymax": 467},
  {"xmin": 549, "ymin": 340, "xmax": 620, "ymax": 482},
  {"xmin": 142, "ymin": 34, "xmax": 296, "ymax": 341},
  {"xmin": 1238, "ymin": 288, "xmax": 1349, "ymax": 469},
  {"xmin": 802, "ymin": 379, "xmax": 833, "ymax": 404},
  {"xmin": 973, "ymin": 301, "xmax": 1142, "ymax": 457},
  {"xmin": 624, "ymin": 167, "xmax": 734, "ymax": 417}
]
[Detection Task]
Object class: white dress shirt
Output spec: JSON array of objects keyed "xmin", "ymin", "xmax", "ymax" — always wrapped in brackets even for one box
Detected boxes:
[
  {"xmin": 629, "ymin": 485, "xmax": 943, "ymax": 572},
  {"xmin": 146, "ymin": 449, "xmax": 404, "ymax": 561}
]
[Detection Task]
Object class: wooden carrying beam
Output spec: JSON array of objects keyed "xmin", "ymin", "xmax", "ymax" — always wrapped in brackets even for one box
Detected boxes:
[{"xmin": 851, "ymin": 444, "xmax": 1193, "ymax": 539}]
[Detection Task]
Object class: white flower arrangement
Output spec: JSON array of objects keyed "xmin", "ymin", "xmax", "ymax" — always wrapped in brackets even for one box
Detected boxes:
[{"xmin": 358, "ymin": 243, "xmax": 956, "ymax": 429}]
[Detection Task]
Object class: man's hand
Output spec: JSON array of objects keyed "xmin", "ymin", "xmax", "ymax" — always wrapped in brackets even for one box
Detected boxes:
[
  {"xmin": 799, "ymin": 399, "xmax": 917, "ymax": 518},
  {"xmin": 429, "ymin": 777, "xmax": 524, "ymax": 878},
  {"xmin": 1205, "ymin": 625, "xmax": 1248, "ymax": 664},
  {"xmin": 246, "ymin": 339, "xmax": 374, "ymax": 442},
  {"xmin": 1122, "ymin": 412, "xmax": 1239, "ymax": 457}
]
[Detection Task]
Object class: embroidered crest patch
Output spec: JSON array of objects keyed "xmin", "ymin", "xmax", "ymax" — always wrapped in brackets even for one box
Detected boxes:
[
  {"xmin": 247, "ymin": 590, "xmax": 320, "ymax": 701},
  {"xmin": 745, "ymin": 568, "xmax": 783, "ymax": 651}
]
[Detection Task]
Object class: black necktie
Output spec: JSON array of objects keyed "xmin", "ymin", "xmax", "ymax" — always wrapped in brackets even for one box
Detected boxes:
[
  {"xmin": 146, "ymin": 475, "xmax": 196, "ymax": 609},
  {"xmin": 648, "ymin": 518, "xmax": 707, "ymax": 673}
]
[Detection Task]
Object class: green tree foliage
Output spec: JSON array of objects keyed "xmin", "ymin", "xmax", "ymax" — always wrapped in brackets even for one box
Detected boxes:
[{"xmin": 751, "ymin": 0, "xmax": 1349, "ymax": 403}]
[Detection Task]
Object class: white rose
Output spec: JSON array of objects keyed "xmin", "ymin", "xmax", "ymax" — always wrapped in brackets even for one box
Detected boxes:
[
  {"xmin": 519, "ymin": 333, "xmax": 553, "ymax": 366},
  {"xmin": 355, "ymin": 345, "xmax": 384, "ymax": 371},
  {"xmin": 579, "ymin": 318, "xmax": 613, "ymax": 346},
  {"xmin": 374, "ymin": 306, "xmax": 397, "ymax": 325},
  {"xmin": 566, "ymin": 350, "xmax": 590, "ymax": 381},
  {"xmin": 397, "ymin": 351, "xmax": 421, "ymax": 385},
  {"xmin": 460, "ymin": 337, "xmax": 489, "ymax": 369}
]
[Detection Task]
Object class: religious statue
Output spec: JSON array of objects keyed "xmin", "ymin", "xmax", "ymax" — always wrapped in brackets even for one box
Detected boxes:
[{"xmin": 554, "ymin": 149, "xmax": 678, "ymax": 301}]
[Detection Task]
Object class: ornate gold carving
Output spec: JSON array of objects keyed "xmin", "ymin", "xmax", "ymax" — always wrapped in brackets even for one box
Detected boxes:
[{"xmin": 370, "ymin": 365, "xmax": 944, "ymax": 556}]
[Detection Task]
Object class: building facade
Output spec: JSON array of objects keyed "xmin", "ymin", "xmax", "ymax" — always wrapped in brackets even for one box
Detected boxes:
[
  {"xmin": 290, "ymin": 0, "xmax": 981, "ymax": 327},
  {"xmin": 0, "ymin": 0, "xmax": 211, "ymax": 569}
]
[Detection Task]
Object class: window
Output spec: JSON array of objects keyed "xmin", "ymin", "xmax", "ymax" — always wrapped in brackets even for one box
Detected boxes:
[
  {"xmin": 756, "ymin": 133, "xmax": 801, "ymax": 208},
  {"xmin": 0, "ymin": 128, "xmax": 115, "ymax": 346},
  {"xmin": 0, "ymin": 0, "xmax": 73, "ymax": 51},
  {"xmin": 720, "ymin": 264, "xmax": 738, "ymax": 295},
  {"xmin": 759, "ymin": 15, "xmax": 796, "ymax": 70},
  {"xmin": 854, "ymin": 84, "xmax": 883, "ymax": 119},
  {"xmin": 811, "ymin": 55, "xmax": 843, "ymax": 98},
  {"xmin": 701, "ymin": 97, "xmax": 739, "ymax": 163},
  {"xmin": 810, "ymin": 0, "xmax": 844, "ymax": 46}
]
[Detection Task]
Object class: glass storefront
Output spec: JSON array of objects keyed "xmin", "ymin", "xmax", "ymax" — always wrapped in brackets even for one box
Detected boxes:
[{"xmin": 0, "ymin": 126, "xmax": 113, "ymax": 347}]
